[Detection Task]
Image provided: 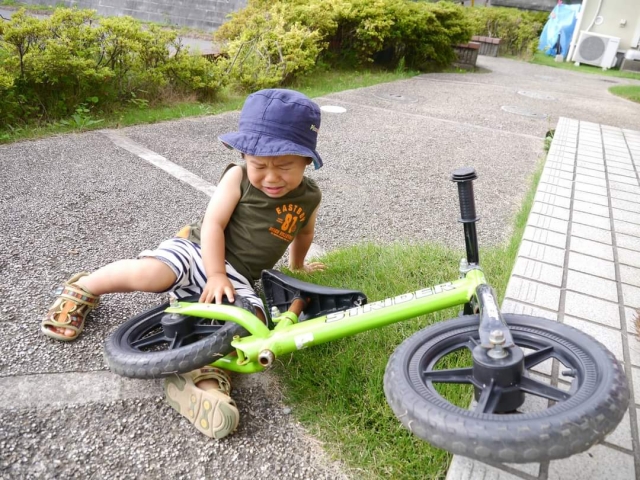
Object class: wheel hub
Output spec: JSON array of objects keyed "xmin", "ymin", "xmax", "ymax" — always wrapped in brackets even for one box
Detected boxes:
[
  {"xmin": 160, "ymin": 313, "xmax": 194, "ymax": 339},
  {"xmin": 472, "ymin": 345, "xmax": 525, "ymax": 413}
]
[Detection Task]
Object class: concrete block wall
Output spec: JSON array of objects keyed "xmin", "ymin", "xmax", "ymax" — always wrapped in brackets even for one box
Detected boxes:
[{"xmin": 16, "ymin": 0, "xmax": 247, "ymax": 31}]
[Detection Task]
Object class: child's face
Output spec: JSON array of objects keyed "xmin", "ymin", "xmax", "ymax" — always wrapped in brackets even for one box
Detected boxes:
[{"xmin": 245, "ymin": 154, "xmax": 311, "ymax": 198}]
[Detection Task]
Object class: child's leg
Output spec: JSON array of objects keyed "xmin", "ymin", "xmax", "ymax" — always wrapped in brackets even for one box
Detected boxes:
[
  {"xmin": 75, "ymin": 258, "xmax": 176, "ymax": 295},
  {"xmin": 44, "ymin": 258, "xmax": 176, "ymax": 339}
]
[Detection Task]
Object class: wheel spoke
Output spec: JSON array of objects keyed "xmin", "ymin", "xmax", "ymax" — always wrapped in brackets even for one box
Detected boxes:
[
  {"xmin": 524, "ymin": 346, "xmax": 554, "ymax": 369},
  {"xmin": 131, "ymin": 332, "xmax": 166, "ymax": 349},
  {"xmin": 168, "ymin": 334, "xmax": 185, "ymax": 350},
  {"xmin": 519, "ymin": 376, "xmax": 571, "ymax": 402},
  {"xmin": 474, "ymin": 379, "xmax": 502, "ymax": 414},
  {"xmin": 423, "ymin": 367, "xmax": 474, "ymax": 384}
]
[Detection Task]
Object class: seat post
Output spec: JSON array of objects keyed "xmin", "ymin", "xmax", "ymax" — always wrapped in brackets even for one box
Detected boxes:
[{"xmin": 451, "ymin": 167, "xmax": 480, "ymax": 266}]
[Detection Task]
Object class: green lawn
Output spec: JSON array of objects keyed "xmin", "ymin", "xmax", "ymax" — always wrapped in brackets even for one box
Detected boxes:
[
  {"xmin": 530, "ymin": 51, "xmax": 640, "ymax": 80},
  {"xmin": 277, "ymin": 161, "xmax": 544, "ymax": 479},
  {"xmin": 610, "ymin": 85, "xmax": 640, "ymax": 104}
]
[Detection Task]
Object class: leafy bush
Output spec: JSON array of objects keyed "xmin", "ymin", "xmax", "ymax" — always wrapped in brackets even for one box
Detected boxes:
[
  {"xmin": 216, "ymin": 0, "xmax": 472, "ymax": 88},
  {"xmin": 0, "ymin": 8, "xmax": 225, "ymax": 128},
  {"xmin": 465, "ymin": 6, "xmax": 548, "ymax": 58}
]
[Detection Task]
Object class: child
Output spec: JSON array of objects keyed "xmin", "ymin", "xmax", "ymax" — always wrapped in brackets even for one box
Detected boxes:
[{"xmin": 42, "ymin": 88, "xmax": 326, "ymax": 439}]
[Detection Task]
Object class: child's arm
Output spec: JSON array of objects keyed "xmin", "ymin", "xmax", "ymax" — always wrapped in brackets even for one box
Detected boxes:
[
  {"xmin": 199, "ymin": 166, "xmax": 243, "ymax": 304},
  {"xmin": 288, "ymin": 206, "xmax": 325, "ymax": 273}
]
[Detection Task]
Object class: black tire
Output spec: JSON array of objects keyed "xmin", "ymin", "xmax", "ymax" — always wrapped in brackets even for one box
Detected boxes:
[
  {"xmin": 383, "ymin": 314, "xmax": 629, "ymax": 463},
  {"xmin": 104, "ymin": 296, "xmax": 249, "ymax": 379}
]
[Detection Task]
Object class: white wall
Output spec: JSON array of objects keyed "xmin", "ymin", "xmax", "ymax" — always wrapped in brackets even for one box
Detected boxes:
[{"xmin": 579, "ymin": 0, "xmax": 640, "ymax": 50}]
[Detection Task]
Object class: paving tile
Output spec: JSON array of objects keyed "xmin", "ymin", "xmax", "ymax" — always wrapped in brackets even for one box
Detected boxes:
[
  {"xmin": 609, "ymin": 173, "xmax": 639, "ymax": 186},
  {"xmin": 628, "ymin": 334, "xmax": 640, "ymax": 368},
  {"xmin": 613, "ymin": 209, "xmax": 640, "ymax": 226},
  {"xmin": 576, "ymin": 166, "xmax": 605, "ymax": 179},
  {"xmin": 608, "ymin": 165, "xmax": 636, "ymax": 176},
  {"xmin": 501, "ymin": 299, "xmax": 558, "ymax": 320},
  {"xmin": 568, "ymin": 251, "xmax": 616, "ymax": 280},
  {"xmin": 528, "ymin": 213, "xmax": 569, "ymax": 234},
  {"xmin": 604, "ymin": 409, "xmax": 633, "ymax": 451},
  {"xmin": 573, "ymin": 200, "xmax": 610, "ymax": 218},
  {"xmin": 505, "ymin": 277, "xmax": 561, "ymax": 311},
  {"xmin": 574, "ymin": 189, "xmax": 608, "ymax": 207},
  {"xmin": 564, "ymin": 316, "xmax": 623, "ymax": 362},
  {"xmin": 633, "ymin": 367, "xmax": 640, "ymax": 405},
  {"xmin": 566, "ymin": 270, "xmax": 618, "ymax": 302},
  {"xmin": 576, "ymin": 172, "xmax": 607, "ymax": 185},
  {"xmin": 538, "ymin": 182, "xmax": 572, "ymax": 198},
  {"xmin": 612, "ymin": 197, "xmax": 640, "ymax": 213},
  {"xmin": 572, "ymin": 224, "xmax": 613, "ymax": 246},
  {"xmin": 547, "ymin": 444, "xmax": 634, "ymax": 480},
  {"xmin": 572, "ymin": 211, "xmax": 612, "ymax": 230},
  {"xmin": 608, "ymin": 159, "xmax": 635, "ymax": 171},
  {"xmin": 571, "ymin": 236, "xmax": 614, "ymax": 261},
  {"xmin": 577, "ymin": 161, "xmax": 605, "ymax": 172},
  {"xmin": 524, "ymin": 226, "xmax": 567, "ymax": 249},
  {"xmin": 575, "ymin": 182, "xmax": 607, "ymax": 197},
  {"xmin": 544, "ymin": 167, "xmax": 574, "ymax": 180},
  {"xmin": 623, "ymin": 283, "xmax": 640, "ymax": 308},
  {"xmin": 518, "ymin": 240, "xmax": 565, "ymax": 266},
  {"xmin": 565, "ymin": 291, "xmax": 620, "ymax": 327},
  {"xmin": 535, "ymin": 191, "xmax": 572, "ymax": 209},
  {"xmin": 619, "ymin": 248, "xmax": 640, "ymax": 269},
  {"xmin": 514, "ymin": 257, "xmax": 564, "ymax": 287},
  {"xmin": 579, "ymin": 146, "xmax": 605, "ymax": 157},
  {"xmin": 624, "ymin": 306, "xmax": 639, "ymax": 335},
  {"xmin": 620, "ymin": 264, "xmax": 640, "ymax": 288},
  {"xmin": 541, "ymin": 175, "xmax": 573, "ymax": 190},
  {"xmin": 615, "ymin": 220, "xmax": 640, "ymax": 238},
  {"xmin": 577, "ymin": 154, "xmax": 604, "ymax": 166},
  {"xmin": 532, "ymin": 202, "xmax": 570, "ymax": 221},
  {"xmin": 617, "ymin": 233, "xmax": 640, "ymax": 253},
  {"xmin": 446, "ymin": 455, "xmax": 536, "ymax": 480},
  {"xmin": 547, "ymin": 161, "xmax": 575, "ymax": 173},
  {"xmin": 610, "ymin": 189, "xmax": 640, "ymax": 203},
  {"xmin": 610, "ymin": 181, "xmax": 640, "ymax": 195}
]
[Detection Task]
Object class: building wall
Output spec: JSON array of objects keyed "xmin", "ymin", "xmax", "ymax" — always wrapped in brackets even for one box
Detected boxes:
[
  {"xmin": 579, "ymin": 0, "xmax": 640, "ymax": 50},
  {"xmin": 490, "ymin": 0, "xmax": 557, "ymax": 11},
  {"xmin": 15, "ymin": 0, "xmax": 248, "ymax": 31}
]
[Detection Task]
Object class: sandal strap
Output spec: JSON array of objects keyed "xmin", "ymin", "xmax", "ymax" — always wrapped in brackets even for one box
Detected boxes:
[
  {"xmin": 56, "ymin": 283, "xmax": 100, "ymax": 307},
  {"xmin": 192, "ymin": 367, "xmax": 232, "ymax": 396}
]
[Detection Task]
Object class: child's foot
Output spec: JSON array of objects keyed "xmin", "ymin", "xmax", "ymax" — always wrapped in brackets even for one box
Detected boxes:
[
  {"xmin": 41, "ymin": 272, "xmax": 100, "ymax": 341},
  {"xmin": 164, "ymin": 367, "xmax": 240, "ymax": 439}
]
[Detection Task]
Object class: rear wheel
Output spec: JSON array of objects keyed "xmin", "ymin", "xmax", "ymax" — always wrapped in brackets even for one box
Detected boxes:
[
  {"xmin": 384, "ymin": 314, "xmax": 629, "ymax": 463},
  {"xmin": 104, "ymin": 296, "xmax": 249, "ymax": 379}
]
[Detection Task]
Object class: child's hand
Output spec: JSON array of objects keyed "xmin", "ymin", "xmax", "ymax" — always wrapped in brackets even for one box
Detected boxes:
[
  {"xmin": 294, "ymin": 261, "xmax": 326, "ymax": 274},
  {"xmin": 200, "ymin": 273, "xmax": 235, "ymax": 304}
]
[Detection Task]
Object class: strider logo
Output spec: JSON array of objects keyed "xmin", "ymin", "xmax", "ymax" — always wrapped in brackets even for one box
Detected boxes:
[{"xmin": 269, "ymin": 203, "xmax": 308, "ymax": 242}]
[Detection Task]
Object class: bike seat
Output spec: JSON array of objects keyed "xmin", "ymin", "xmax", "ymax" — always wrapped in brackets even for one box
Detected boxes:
[{"xmin": 261, "ymin": 269, "xmax": 367, "ymax": 322}]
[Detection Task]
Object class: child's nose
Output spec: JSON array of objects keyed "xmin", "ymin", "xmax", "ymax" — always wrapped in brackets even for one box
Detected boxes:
[{"xmin": 265, "ymin": 169, "xmax": 279, "ymax": 182}]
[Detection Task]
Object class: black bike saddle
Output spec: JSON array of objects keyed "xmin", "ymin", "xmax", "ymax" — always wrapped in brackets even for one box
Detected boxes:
[{"xmin": 261, "ymin": 269, "xmax": 367, "ymax": 321}]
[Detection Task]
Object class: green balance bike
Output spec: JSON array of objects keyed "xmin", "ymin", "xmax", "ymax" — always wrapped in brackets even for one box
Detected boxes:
[{"xmin": 104, "ymin": 168, "xmax": 629, "ymax": 464}]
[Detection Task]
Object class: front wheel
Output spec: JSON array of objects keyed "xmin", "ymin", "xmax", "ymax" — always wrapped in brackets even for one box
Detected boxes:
[
  {"xmin": 104, "ymin": 296, "xmax": 249, "ymax": 379},
  {"xmin": 384, "ymin": 314, "xmax": 629, "ymax": 463}
]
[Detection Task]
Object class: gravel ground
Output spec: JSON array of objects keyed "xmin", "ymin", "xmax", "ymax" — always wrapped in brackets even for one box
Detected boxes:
[{"xmin": 1, "ymin": 55, "xmax": 638, "ymax": 479}]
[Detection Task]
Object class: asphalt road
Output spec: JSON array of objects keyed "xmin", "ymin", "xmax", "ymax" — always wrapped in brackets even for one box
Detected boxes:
[{"xmin": 1, "ymin": 56, "xmax": 639, "ymax": 479}]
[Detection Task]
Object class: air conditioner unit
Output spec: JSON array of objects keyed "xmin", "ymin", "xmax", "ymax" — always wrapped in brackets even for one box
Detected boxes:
[{"xmin": 573, "ymin": 31, "xmax": 620, "ymax": 70}]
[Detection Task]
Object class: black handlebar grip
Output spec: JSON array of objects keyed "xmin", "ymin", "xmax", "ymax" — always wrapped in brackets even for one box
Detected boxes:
[{"xmin": 451, "ymin": 167, "xmax": 479, "ymax": 223}]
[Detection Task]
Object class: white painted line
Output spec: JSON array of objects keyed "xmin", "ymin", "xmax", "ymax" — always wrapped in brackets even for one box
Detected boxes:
[{"xmin": 101, "ymin": 130, "xmax": 217, "ymax": 197}]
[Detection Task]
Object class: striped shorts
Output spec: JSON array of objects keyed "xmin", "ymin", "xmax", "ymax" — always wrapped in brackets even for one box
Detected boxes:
[{"xmin": 139, "ymin": 238, "xmax": 265, "ymax": 315}]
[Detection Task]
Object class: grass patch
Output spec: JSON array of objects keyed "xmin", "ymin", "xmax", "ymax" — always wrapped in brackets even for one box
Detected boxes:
[
  {"xmin": 0, "ymin": 67, "xmax": 419, "ymax": 144},
  {"xmin": 610, "ymin": 85, "xmax": 640, "ymax": 104},
  {"xmin": 275, "ymin": 160, "xmax": 545, "ymax": 479},
  {"xmin": 530, "ymin": 51, "xmax": 640, "ymax": 81}
]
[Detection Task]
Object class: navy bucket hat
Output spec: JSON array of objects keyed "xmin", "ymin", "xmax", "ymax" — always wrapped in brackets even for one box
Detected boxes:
[{"xmin": 219, "ymin": 89, "xmax": 323, "ymax": 169}]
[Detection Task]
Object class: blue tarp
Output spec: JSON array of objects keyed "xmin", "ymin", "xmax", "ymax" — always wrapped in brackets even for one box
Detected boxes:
[{"xmin": 538, "ymin": 4, "xmax": 582, "ymax": 57}]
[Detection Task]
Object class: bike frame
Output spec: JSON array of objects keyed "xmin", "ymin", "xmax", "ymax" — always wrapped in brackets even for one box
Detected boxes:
[{"xmin": 165, "ymin": 268, "xmax": 494, "ymax": 373}]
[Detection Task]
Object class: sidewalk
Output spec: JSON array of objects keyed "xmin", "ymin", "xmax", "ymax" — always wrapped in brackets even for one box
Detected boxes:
[{"xmin": 447, "ymin": 117, "xmax": 640, "ymax": 479}]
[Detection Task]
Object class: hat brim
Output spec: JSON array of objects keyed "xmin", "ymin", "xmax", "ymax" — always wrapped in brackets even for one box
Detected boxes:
[{"xmin": 219, "ymin": 131, "xmax": 323, "ymax": 170}]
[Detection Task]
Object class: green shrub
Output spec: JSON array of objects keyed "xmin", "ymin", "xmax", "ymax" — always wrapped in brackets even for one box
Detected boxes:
[
  {"xmin": 216, "ymin": 0, "xmax": 472, "ymax": 79},
  {"xmin": 0, "ymin": 8, "xmax": 225, "ymax": 128},
  {"xmin": 465, "ymin": 6, "xmax": 548, "ymax": 58},
  {"xmin": 216, "ymin": 2, "xmax": 322, "ymax": 91}
]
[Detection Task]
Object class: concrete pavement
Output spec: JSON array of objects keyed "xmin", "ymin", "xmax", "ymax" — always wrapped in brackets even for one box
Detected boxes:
[{"xmin": 1, "ymin": 56, "xmax": 640, "ymax": 478}]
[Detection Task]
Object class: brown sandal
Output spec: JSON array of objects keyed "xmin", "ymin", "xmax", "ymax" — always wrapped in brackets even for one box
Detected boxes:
[
  {"xmin": 41, "ymin": 272, "xmax": 100, "ymax": 341},
  {"xmin": 164, "ymin": 367, "xmax": 240, "ymax": 439}
]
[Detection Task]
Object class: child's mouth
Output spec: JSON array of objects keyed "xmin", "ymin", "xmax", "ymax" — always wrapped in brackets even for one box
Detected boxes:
[{"xmin": 264, "ymin": 186, "xmax": 284, "ymax": 195}]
